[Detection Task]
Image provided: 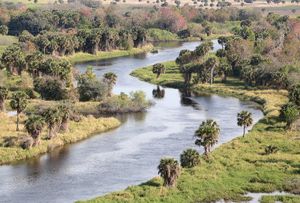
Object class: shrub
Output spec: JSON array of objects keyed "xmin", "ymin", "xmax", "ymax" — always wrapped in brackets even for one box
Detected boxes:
[
  {"xmin": 264, "ymin": 145, "xmax": 279, "ymax": 155},
  {"xmin": 19, "ymin": 136, "xmax": 34, "ymax": 149},
  {"xmin": 34, "ymin": 77, "xmax": 68, "ymax": 100},
  {"xmin": 98, "ymin": 91, "xmax": 151, "ymax": 114},
  {"xmin": 180, "ymin": 148, "xmax": 201, "ymax": 168}
]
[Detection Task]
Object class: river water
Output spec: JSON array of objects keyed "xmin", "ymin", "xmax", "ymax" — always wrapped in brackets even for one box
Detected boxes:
[{"xmin": 0, "ymin": 41, "xmax": 263, "ymax": 203}]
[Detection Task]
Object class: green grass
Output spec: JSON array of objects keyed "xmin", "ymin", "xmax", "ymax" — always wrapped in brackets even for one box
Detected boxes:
[
  {"xmin": 65, "ymin": 44, "xmax": 153, "ymax": 64},
  {"xmin": 261, "ymin": 195, "xmax": 300, "ymax": 203},
  {"xmin": 77, "ymin": 62, "xmax": 300, "ymax": 203},
  {"xmin": 0, "ymin": 113, "xmax": 121, "ymax": 165}
]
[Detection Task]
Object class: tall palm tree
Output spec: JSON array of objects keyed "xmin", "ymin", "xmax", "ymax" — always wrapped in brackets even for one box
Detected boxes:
[
  {"xmin": 205, "ymin": 57, "xmax": 218, "ymax": 85},
  {"xmin": 58, "ymin": 102, "xmax": 73, "ymax": 133},
  {"xmin": 25, "ymin": 115, "xmax": 45, "ymax": 146},
  {"xmin": 103, "ymin": 72, "xmax": 117, "ymax": 97},
  {"xmin": 10, "ymin": 91, "xmax": 28, "ymax": 131},
  {"xmin": 152, "ymin": 63, "xmax": 165, "ymax": 79},
  {"xmin": 43, "ymin": 107, "xmax": 62, "ymax": 139},
  {"xmin": 237, "ymin": 111, "xmax": 253, "ymax": 137},
  {"xmin": 0, "ymin": 86, "xmax": 8, "ymax": 112},
  {"xmin": 195, "ymin": 119, "xmax": 220, "ymax": 155},
  {"xmin": 158, "ymin": 158, "xmax": 181, "ymax": 187}
]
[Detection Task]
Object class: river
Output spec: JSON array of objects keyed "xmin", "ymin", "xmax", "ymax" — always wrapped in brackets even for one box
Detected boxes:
[{"xmin": 0, "ymin": 41, "xmax": 263, "ymax": 203}]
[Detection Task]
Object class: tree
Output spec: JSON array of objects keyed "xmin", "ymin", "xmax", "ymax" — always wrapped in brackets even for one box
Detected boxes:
[
  {"xmin": 43, "ymin": 107, "xmax": 62, "ymax": 139},
  {"xmin": 58, "ymin": 102, "xmax": 73, "ymax": 132},
  {"xmin": 10, "ymin": 91, "xmax": 28, "ymax": 131},
  {"xmin": 195, "ymin": 119, "xmax": 220, "ymax": 155},
  {"xmin": 152, "ymin": 63, "xmax": 165, "ymax": 79},
  {"xmin": 1, "ymin": 44, "xmax": 26, "ymax": 75},
  {"xmin": 205, "ymin": 57, "xmax": 218, "ymax": 85},
  {"xmin": 103, "ymin": 72, "xmax": 117, "ymax": 97},
  {"xmin": 0, "ymin": 25, "xmax": 8, "ymax": 35},
  {"xmin": 158, "ymin": 158, "xmax": 181, "ymax": 187},
  {"xmin": 289, "ymin": 84, "xmax": 300, "ymax": 106},
  {"xmin": 237, "ymin": 111, "xmax": 253, "ymax": 137},
  {"xmin": 217, "ymin": 36, "xmax": 227, "ymax": 49},
  {"xmin": 280, "ymin": 102, "xmax": 299, "ymax": 130},
  {"xmin": 25, "ymin": 115, "xmax": 45, "ymax": 146},
  {"xmin": 0, "ymin": 86, "xmax": 8, "ymax": 112},
  {"xmin": 180, "ymin": 148, "xmax": 201, "ymax": 168}
]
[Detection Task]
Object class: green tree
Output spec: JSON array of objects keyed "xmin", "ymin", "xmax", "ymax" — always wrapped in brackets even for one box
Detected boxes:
[
  {"xmin": 280, "ymin": 102, "xmax": 299, "ymax": 130},
  {"xmin": 0, "ymin": 86, "xmax": 8, "ymax": 112},
  {"xmin": 1, "ymin": 44, "xmax": 26, "ymax": 75},
  {"xmin": 195, "ymin": 119, "xmax": 220, "ymax": 155},
  {"xmin": 237, "ymin": 111, "xmax": 253, "ymax": 137},
  {"xmin": 158, "ymin": 158, "xmax": 181, "ymax": 187},
  {"xmin": 152, "ymin": 63, "xmax": 165, "ymax": 79},
  {"xmin": 103, "ymin": 72, "xmax": 117, "ymax": 97},
  {"xmin": 25, "ymin": 115, "xmax": 45, "ymax": 146},
  {"xmin": 58, "ymin": 102, "xmax": 73, "ymax": 133},
  {"xmin": 43, "ymin": 107, "xmax": 62, "ymax": 139},
  {"xmin": 180, "ymin": 148, "xmax": 201, "ymax": 168},
  {"xmin": 289, "ymin": 84, "xmax": 300, "ymax": 106},
  {"xmin": 10, "ymin": 91, "xmax": 28, "ymax": 131}
]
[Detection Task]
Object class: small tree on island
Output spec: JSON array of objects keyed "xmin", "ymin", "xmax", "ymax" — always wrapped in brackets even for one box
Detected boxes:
[
  {"xmin": 195, "ymin": 119, "xmax": 220, "ymax": 155},
  {"xmin": 10, "ymin": 91, "xmax": 28, "ymax": 131},
  {"xmin": 0, "ymin": 86, "xmax": 8, "ymax": 112},
  {"xmin": 58, "ymin": 102, "xmax": 74, "ymax": 133},
  {"xmin": 158, "ymin": 158, "xmax": 181, "ymax": 187},
  {"xmin": 25, "ymin": 115, "xmax": 45, "ymax": 146},
  {"xmin": 180, "ymin": 148, "xmax": 201, "ymax": 168},
  {"xmin": 152, "ymin": 63, "xmax": 165, "ymax": 79},
  {"xmin": 237, "ymin": 111, "xmax": 253, "ymax": 137}
]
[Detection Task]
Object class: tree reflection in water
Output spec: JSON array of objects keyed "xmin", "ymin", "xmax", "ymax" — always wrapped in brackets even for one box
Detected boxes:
[{"xmin": 152, "ymin": 86, "xmax": 165, "ymax": 99}]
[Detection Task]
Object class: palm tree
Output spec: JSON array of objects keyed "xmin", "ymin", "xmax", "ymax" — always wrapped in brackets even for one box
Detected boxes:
[
  {"xmin": 280, "ymin": 102, "xmax": 299, "ymax": 130},
  {"xmin": 180, "ymin": 148, "xmax": 201, "ymax": 168},
  {"xmin": 152, "ymin": 63, "xmax": 165, "ymax": 79},
  {"xmin": 205, "ymin": 57, "xmax": 218, "ymax": 85},
  {"xmin": 237, "ymin": 111, "xmax": 253, "ymax": 137},
  {"xmin": 10, "ymin": 91, "xmax": 28, "ymax": 131},
  {"xmin": 0, "ymin": 86, "xmax": 8, "ymax": 112},
  {"xmin": 158, "ymin": 158, "xmax": 181, "ymax": 187},
  {"xmin": 103, "ymin": 72, "xmax": 117, "ymax": 97},
  {"xmin": 58, "ymin": 102, "xmax": 73, "ymax": 133},
  {"xmin": 43, "ymin": 107, "xmax": 62, "ymax": 139},
  {"xmin": 195, "ymin": 119, "xmax": 220, "ymax": 155},
  {"xmin": 25, "ymin": 115, "xmax": 45, "ymax": 146},
  {"xmin": 195, "ymin": 41, "xmax": 213, "ymax": 57}
]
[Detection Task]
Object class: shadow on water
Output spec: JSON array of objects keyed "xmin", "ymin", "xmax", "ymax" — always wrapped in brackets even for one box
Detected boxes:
[{"xmin": 152, "ymin": 86, "xmax": 165, "ymax": 99}]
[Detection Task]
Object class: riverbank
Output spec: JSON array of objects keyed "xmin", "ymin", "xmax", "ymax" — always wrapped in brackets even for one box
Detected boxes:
[
  {"xmin": 78, "ymin": 63, "xmax": 300, "ymax": 202},
  {"xmin": 0, "ymin": 113, "xmax": 121, "ymax": 165},
  {"xmin": 65, "ymin": 44, "xmax": 154, "ymax": 64}
]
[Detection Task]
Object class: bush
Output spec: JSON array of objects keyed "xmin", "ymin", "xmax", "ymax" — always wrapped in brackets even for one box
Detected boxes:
[
  {"xmin": 19, "ymin": 136, "xmax": 33, "ymax": 149},
  {"xmin": 77, "ymin": 76, "xmax": 108, "ymax": 101},
  {"xmin": 98, "ymin": 91, "xmax": 151, "ymax": 114},
  {"xmin": 180, "ymin": 148, "xmax": 201, "ymax": 168},
  {"xmin": 264, "ymin": 145, "xmax": 279, "ymax": 155}
]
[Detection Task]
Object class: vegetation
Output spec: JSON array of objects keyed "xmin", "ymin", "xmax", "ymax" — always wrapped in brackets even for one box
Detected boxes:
[
  {"xmin": 195, "ymin": 119, "xmax": 220, "ymax": 155},
  {"xmin": 180, "ymin": 148, "xmax": 201, "ymax": 168},
  {"xmin": 157, "ymin": 158, "xmax": 181, "ymax": 187},
  {"xmin": 237, "ymin": 111, "xmax": 253, "ymax": 137},
  {"xmin": 0, "ymin": 113, "xmax": 120, "ymax": 165}
]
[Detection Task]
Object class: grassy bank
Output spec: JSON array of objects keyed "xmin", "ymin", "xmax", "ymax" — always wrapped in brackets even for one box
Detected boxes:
[
  {"xmin": 65, "ymin": 44, "xmax": 153, "ymax": 64},
  {"xmin": 0, "ymin": 113, "xmax": 121, "ymax": 165},
  {"xmin": 78, "ymin": 63, "xmax": 300, "ymax": 203}
]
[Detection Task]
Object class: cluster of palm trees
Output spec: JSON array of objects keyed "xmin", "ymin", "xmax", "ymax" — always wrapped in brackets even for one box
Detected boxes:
[
  {"xmin": 0, "ymin": 88, "xmax": 73, "ymax": 148},
  {"xmin": 157, "ymin": 110, "xmax": 253, "ymax": 187}
]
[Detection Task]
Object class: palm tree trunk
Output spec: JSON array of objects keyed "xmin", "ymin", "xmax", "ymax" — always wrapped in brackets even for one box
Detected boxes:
[
  {"xmin": 210, "ymin": 67, "xmax": 214, "ymax": 85},
  {"xmin": 16, "ymin": 112, "xmax": 20, "ymax": 131},
  {"xmin": 243, "ymin": 126, "xmax": 246, "ymax": 137},
  {"xmin": 0, "ymin": 99, "xmax": 5, "ymax": 112},
  {"xmin": 60, "ymin": 119, "xmax": 69, "ymax": 133}
]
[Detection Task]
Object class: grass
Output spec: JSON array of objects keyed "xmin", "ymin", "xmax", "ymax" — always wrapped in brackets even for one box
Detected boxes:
[
  {"xmin": 65, "ymin": 44, "xmax": 153, "ymax": 64},
  {"xmin": 147, "ymin": 28, "xmax": 179, "ymax": 42},
  {"xmin": 0, "ymin": 112, "xmax": 121, "ymax": 165},
  {"xmin": 260, "ymin": 195, "xmax": 300, "ymax": 203},
  {"xmin": 77, "ymin": 62, "xmax": 300, "ymax": 203}
]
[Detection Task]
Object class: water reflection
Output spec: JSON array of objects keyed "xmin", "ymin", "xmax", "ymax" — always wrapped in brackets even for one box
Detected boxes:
[{"xmin": 152, "ymin": 86, "xmax": 165, "ymax": 99}]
